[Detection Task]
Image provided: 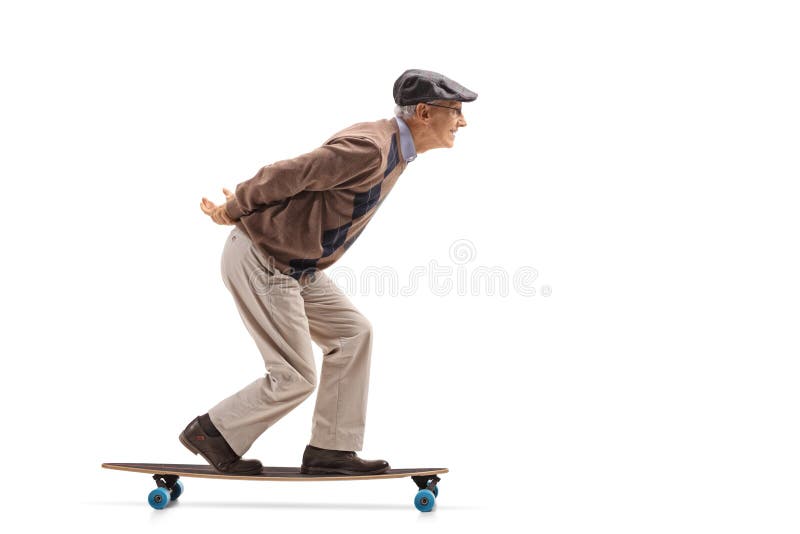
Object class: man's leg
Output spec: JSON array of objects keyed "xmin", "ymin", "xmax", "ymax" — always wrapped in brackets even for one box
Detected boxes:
[
  {"xmin": 206, "ymin": 227, "xmax": 318, "ymax": 456},
  {"xmin": 300, "ymin": 271, "xmax": 374, "ymax": 452}
]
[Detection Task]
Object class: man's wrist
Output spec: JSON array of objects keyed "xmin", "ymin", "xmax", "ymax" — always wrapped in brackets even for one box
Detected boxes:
[{"xmin": 215, "ymin": 206, "xmax": 233, "ymax": 225}]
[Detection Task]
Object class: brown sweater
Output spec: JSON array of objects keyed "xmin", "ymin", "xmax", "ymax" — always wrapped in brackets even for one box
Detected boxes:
[{"xmin": 224, "ymin": 118, "xmax": 408, "ymax": 280}]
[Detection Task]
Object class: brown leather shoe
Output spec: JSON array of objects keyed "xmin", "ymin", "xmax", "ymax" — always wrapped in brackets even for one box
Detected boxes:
[
  {"xmin": 300, "ymin": 445, "xmax": 390, "ymax": 475},
  {"xmin": 179, "ymin": 416, "xmax": 263, "ymax": 475}
]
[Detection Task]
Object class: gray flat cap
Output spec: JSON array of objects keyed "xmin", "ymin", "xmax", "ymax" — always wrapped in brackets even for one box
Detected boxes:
[{"xmin": 393, "ymin": 69, "xmax": 478, "ymax": 106}]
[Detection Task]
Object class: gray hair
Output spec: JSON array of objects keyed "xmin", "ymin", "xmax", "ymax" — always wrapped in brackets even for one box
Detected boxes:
[{"xmin": 394, "ymin": 104, "xmax": 418, "ymax": 120}]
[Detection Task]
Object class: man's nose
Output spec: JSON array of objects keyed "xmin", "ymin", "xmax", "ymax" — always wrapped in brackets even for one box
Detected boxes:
[{"xmin": 458, "ymin": 115, "xmax": 467, "ymax": 127}]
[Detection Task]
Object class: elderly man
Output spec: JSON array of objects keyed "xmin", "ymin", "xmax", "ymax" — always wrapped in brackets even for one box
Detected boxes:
[{"xmin": 180, "ymin": 69, "xmax": 477, "ymax": 475}]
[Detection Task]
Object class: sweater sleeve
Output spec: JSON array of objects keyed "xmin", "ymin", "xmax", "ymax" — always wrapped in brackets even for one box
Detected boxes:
[{"xmin": 225, "ymin": 136, "xmax": 382, "ymax": 220}]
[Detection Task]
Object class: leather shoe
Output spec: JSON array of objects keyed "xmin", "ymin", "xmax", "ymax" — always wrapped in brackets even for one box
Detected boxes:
[
  {"xmin": 300, "ymin": 444, "xmax": 390, "ymax": 475},
  {"xmin": 179, "ymin": 416, "xmax": 263, "ymax": 475}
]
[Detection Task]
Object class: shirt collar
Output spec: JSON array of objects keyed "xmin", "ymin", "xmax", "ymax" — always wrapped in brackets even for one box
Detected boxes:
[{"xmin": 394, "ymin": 117, "xmax": 417, "ymax": 163}]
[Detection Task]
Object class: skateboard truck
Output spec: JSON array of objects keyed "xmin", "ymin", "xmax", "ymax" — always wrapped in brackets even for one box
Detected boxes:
[
  {"xmin": 152, "ymin": 473, "xmax": 180, "ymax": 491},
  {"xmin": 411, "ymin": 474, "xmax": 440, "ymax": 492}
]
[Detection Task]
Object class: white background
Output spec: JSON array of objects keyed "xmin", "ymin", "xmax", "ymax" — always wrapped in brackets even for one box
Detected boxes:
[{"xmin": 1, "ymin": 0, "xmax": 798, "ymax": 532}]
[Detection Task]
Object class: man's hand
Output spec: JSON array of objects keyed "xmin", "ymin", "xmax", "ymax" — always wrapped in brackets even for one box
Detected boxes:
[{"xmin": 200, "ymin": 188, "xmax": 236, "ymax": 225}]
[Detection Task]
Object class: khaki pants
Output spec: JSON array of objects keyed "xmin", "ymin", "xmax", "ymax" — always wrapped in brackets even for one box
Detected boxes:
[{"xmin": 207, "ymin": 227, "xmax": 373, "ymax": 456}]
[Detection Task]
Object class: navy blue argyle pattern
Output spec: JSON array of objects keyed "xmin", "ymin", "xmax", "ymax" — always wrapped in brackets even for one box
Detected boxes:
[
  {"xmin": 322, "ymin": 222, "xmax": 353, "ymax": 257},
  {"xmin": 384, "ymin": 134, "xmax": 399, "ymax": 178},
  {"xmin": 352, "ymin": 182, "xmax": 382, "ymax": 219},
  {"xmin": 287, "ymin": 134, "xmax": 399, "ymax": 280}
]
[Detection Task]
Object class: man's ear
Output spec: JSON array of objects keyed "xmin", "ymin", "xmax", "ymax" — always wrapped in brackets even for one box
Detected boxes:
[{"xmin": 415, "ymin": 103, "xmax": 431, "ymax": 123}]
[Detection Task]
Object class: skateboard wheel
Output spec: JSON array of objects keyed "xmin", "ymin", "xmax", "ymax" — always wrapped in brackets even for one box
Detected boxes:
[
  {"xmin": 414, "ymin": 489, "xmax": 436, "ymax": 512},
  {"xmin": 148, "ymin": 487, "xmax": 171, "ymax": 510},
  {"xmin": 427, "ymin": 479, "xmax": 439, "ymax": 497},
  {"xmin": 170, "ymin": 480, "xmax": 184, "ymax": 501}
]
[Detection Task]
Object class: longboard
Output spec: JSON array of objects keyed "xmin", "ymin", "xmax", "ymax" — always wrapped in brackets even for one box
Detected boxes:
[{"xmin": 102, "ymin": 462, "xmax": 448, "ymax": 512}]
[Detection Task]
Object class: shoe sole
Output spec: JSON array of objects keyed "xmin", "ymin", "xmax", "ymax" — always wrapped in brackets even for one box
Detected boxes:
[
  {"xmin": 300, "ymin": 465, "xmax": 390, "ymax": 476},
  {"xmin": 178, "ymin": 432, "xmax": 262, "ymax": 476}
]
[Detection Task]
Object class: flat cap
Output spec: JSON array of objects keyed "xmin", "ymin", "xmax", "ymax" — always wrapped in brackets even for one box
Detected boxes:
[{"xmin": 393, "ymin": 69, "xmax": 478, "ymax": 106}]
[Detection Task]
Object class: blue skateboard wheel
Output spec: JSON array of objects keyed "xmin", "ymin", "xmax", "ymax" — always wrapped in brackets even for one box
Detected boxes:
[
  {"xmin": 170, "ymin": 480, "xmax": 184, "ymax": 501},
  {"xmin": 148, "ymin": 487, "xmax": 171, "ymax": 510},
  {"xmin": 414, "ymin": 489, "xmax": 436, "ymax": 512}
]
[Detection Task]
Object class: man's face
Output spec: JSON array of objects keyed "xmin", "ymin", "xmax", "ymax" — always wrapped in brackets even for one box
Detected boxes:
[{"xmin": 425, "ymin": 100, "xmax": 468, "ymax": 149}]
